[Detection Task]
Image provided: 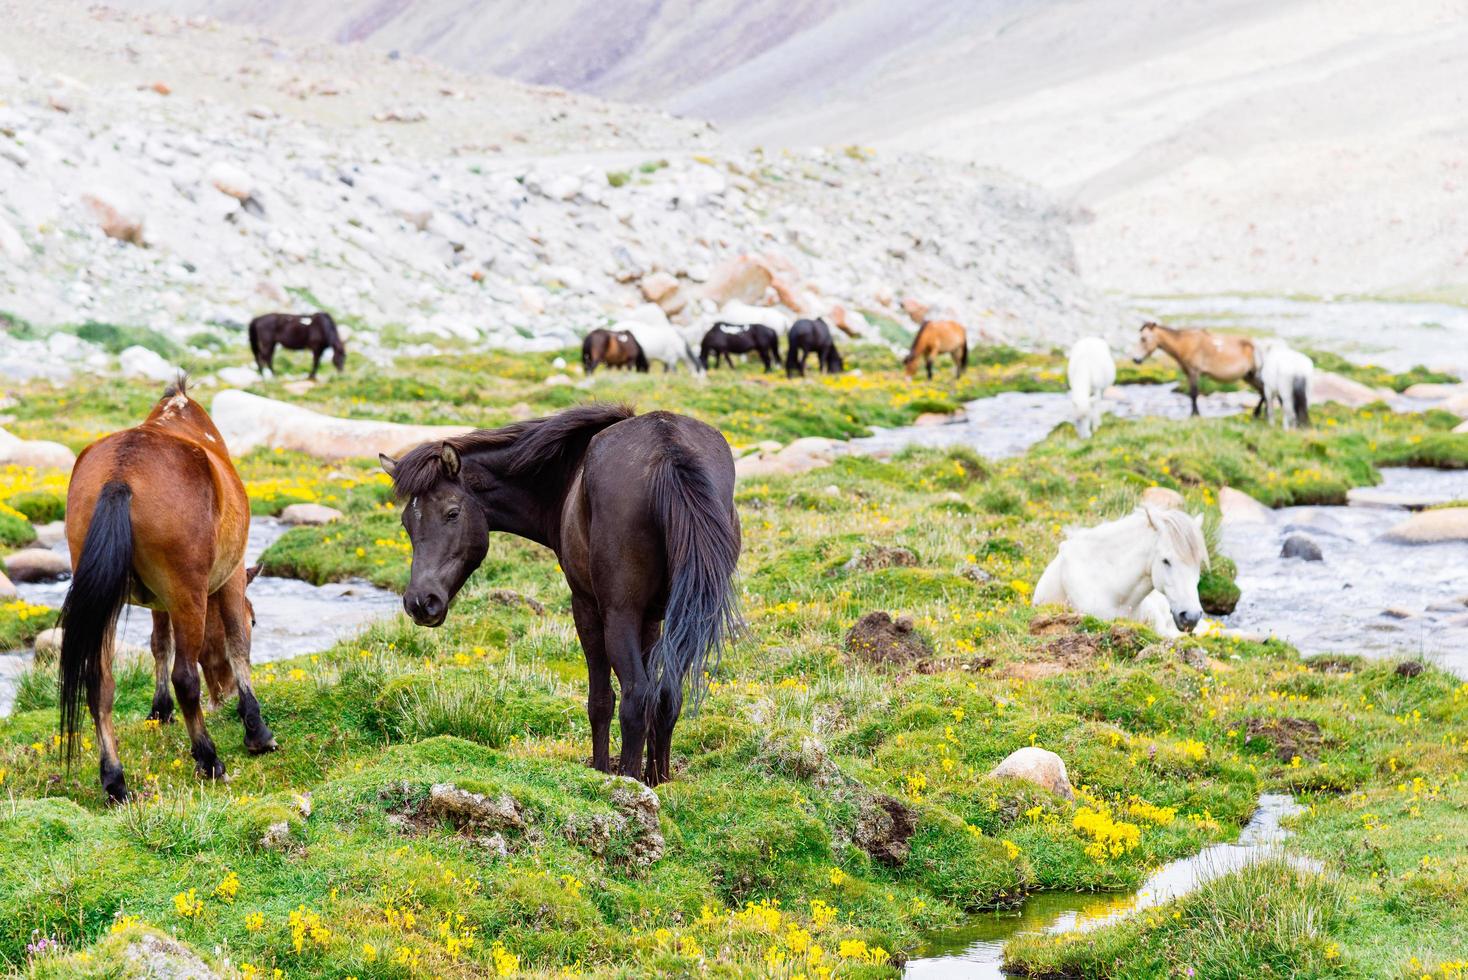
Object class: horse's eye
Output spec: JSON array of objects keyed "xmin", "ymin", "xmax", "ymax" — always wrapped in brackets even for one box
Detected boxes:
[
  {"xmin": 445, "ymin": 509, "xmax": 460, "ymax": 522},
  {"xmin": 1162, "ymin": 558, "xmax": 1172, "ymax": 567}
]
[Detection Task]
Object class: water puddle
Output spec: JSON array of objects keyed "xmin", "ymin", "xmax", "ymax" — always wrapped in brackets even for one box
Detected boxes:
[
  {"xmin": 848, "ymin": 384, "xmax": 1249, "ymax": 460},
  {"xmin": 1221, "ymin": 467, "xmax": 1468, "ymax": 679},
  {"xmin": 0, "ymin": 518, "xmax": 401, "ymax": 715},
  {"xmin": 905, "ymin": 794, "xmax": 1310, "ymax": 978}
]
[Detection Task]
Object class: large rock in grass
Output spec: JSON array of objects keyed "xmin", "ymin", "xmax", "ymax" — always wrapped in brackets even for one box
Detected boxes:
[
  {"xmin": 119, "ymin": 345, "xmax": 178, "ymax": 382},
  {"xmin": 1141, "ymin": 486, "xmax": 1185, "ymax": 510},
  {"xmin": 5, "ymin": 548, "xmax": 69, "ymax": 582},
  {"xmin": 700, "ymin": 255, "xmax": 772, "ymax": 306},
  {"xmin": 734, "ymin": 437, "xmax": 839, "ymax": 479},
  {"xmin": 988, "ymin": 746, "xmax": 1075, "ymax": 802},
  {"xmin": 280, "ymin": 503, "xmax": 343, "ymax": 526},
  {"xmin": 210, "ymin": 390, "xmax": 472, "ymax": 461},
  {"xmin": 0, "ymin": 427, "xmax": 75, "ymax": 469},
  {"xmin": 0, "ymin": 570, "xmax": 15, "ymax": 600},
  {"xmin": 1382, "ymin": 508, "xmax": 1468, "ymax": 544},
  {"xmin": 1218, "ymin": 486, "xmax": 1271, "ymax": 525},
  {"xmin": 1310, "ymin": 371, "xmax": 1392, "ymax": 407},
  {"xmin": 80, "ymin": 186, "xmax": 144, "ymax": 245}
]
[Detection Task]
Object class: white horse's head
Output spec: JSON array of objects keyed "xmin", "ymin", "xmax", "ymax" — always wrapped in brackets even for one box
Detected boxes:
[{"xmin": 1145, "ymin": 507, "xmax": 1207, "ymax": 632}]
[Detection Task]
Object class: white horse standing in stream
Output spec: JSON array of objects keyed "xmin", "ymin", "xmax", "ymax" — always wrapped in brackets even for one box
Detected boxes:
[
  {"xmin": 1034, "ymin": 507, "xmax": 1208, "ymax": 636},
  {"xmin": 1067, "ymin": 336, "xmax": 1116, "ymax": 438},
  {"xmin": 1254, "ymin": 341, "xmax": 1313, "ymax": 429}
]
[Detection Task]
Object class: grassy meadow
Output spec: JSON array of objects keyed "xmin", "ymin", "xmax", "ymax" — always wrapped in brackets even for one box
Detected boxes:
[{"xmin": 0, "ymin": 339, "xmax": 1465, "ymax": 978}]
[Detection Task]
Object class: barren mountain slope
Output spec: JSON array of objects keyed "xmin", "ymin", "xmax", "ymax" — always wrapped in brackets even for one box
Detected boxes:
[{"xmin": 105, "ymin": 0, "xmax": 1468, "ymax": 299}]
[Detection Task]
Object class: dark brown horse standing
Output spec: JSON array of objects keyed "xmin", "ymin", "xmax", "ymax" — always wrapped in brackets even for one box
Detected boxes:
[
  {"xmin": 59, "ymin": 378, "xmax": 275, "ymax": 803},
  {"xmin": 249, "ymin": 312, "xmax": 347, "ymax": 379},
  {"xmin": 581, "ymin": 328, "xmax": 649, "ymax": 374},
  {"xmin": 381, "ymin": 405, "xmax": 740, "ymax": 786}
]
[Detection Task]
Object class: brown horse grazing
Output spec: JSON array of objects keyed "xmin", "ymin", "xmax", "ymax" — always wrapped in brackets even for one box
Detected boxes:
[
  {"xmin": 582, "ymin": 328, "xmax": 649, "ymax": 375},
  {"xmin": 380, "ymin": 404, "xmax": 740, "ymax": 786},
  {"xmin": 59, "ymin": 378, "xmax": 276, "ymax": 804},
  {"xmin": 1131, "ymin": 321, "xmax": 1263, "ymax": 417},
  {"xmin": 249, "ymin": 312, "xmax": 346, "ymax": 380},
  {"xmin": 904, "ymin": 320, "xmax": 969, "ymax": 379}
]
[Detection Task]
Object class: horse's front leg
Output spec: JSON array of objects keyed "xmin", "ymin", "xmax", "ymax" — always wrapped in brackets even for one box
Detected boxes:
[
  {"xmin": 1187, "ymin": 372, "xmax": 1201, "ymax": 416},
  {"xmin": 308, "ymin": 348, "xmax": 323, "ymax": 381}
]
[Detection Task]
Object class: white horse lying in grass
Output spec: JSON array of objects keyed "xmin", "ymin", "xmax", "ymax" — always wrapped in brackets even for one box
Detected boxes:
[
  {"xmin": 1034, "ymin": 506, "xmax": 1208, "ymax": 636},
  {"xmin": 619, "ymin": 320, "xmax": 704, "ymax": 374},
  {"xmin": 1067, "ymin": 336, "xmax": 1116, "ymax": 438},
  {"xmin": 1254, "ymin": 341, "xmax": 1313, "ymax": 429}
]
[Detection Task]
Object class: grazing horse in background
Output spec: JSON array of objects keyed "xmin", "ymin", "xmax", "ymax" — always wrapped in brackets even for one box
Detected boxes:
[
  {"xmin": 1131, "ymin": 321, "xmax": 1261, "ymax": 417},
  {"xmin": 621, "ymin": 321, "xmax": 704, "ymax": 374},
  {"xmin": 700, "ymin": 322, "xmax": 780, "ymax": 372},
  {"xmin": 582, "ymin": 328, "xmax": 649, "ymax": 375},
  {"xmin": 1033, "ymin": 507, "xmax": 1208, "ymax": 636},
  {"xmin": 903, "ymin": 320, "xmax": 968, "ymax": 379},
  {"xmin": 59, "ymin": 378, "xmax": 275, "ymax": 804},
  {"xmin": 1256, "ymin": 342, "xmax": 1313, "ymax": 429},
  {"xmin": 1067, "ymin": 336, "xmax": 1116, "ymax": 439},
  {"xmin": 249, "ymin": 312, "xmax": 347, "ymax": 380},
  {"xmin": 380, "ymin": 404, "xmax": 741, "ymax": 786},
  {"xmin": 785, "ymin": 318, "xmax": 844, "ymax": 378}
]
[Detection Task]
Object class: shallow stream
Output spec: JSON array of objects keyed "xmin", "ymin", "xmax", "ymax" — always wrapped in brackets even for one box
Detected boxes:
[
  {"xmin": 0, "ymin": 518, "xmax": 400, "ymax": 715},
  {"xmin": 904, "ymin": 794, "xmax": 1310, "ymax": 977}
]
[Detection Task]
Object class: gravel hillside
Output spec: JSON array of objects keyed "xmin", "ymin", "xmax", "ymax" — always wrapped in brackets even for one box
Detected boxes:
[{"xmin": 0, "ymin": 1, "xmax": 1120, "ymax": 382}]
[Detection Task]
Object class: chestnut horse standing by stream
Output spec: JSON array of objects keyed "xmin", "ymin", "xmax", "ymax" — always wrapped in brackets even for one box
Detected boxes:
[
  {"xmin": 1131, "ymin": 321, "xmax": 1263, "ymax": 417},
  {"xmin": 381, "ymin": 404, "xmax": 740, "ymax": 786},
  {"xmin": 59, "ymin": 378, "xmax": 275, "ymax": 803}
]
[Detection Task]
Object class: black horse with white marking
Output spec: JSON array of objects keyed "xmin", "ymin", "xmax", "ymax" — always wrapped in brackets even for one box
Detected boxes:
[
  {"xmin": 248, "ymin": 312, "xmax": 346, "ymax": 380},
  {"xmin": 380, "ymin": 405, "xmax": 741, "ymax": 787},
  {"xmin": 785, "ymin": 318, "xmax": 844, "ymax": 378},
  {"xmin": 699, "ymin": 321, "xmax": 780, "ymax": 372}
]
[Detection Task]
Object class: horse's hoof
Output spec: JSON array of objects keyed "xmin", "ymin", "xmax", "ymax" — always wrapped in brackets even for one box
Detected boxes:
[
  {"xmin": 196, "ymin": 761, "xmax": 227, "ymax": 781},
  {"xmin": 246, "ymin": 736, "xmax": 279, "ymax": 755},
  {"xmin": 104, "ymin": 787, "xmax": 133, "ymax": 806}
]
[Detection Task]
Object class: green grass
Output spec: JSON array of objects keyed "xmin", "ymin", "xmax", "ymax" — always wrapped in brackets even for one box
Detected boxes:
[{"xmin": 0, "ymin": 346, "xmax": 1465, "ymax": 977}]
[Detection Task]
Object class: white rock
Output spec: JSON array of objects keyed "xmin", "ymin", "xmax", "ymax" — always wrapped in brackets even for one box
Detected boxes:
[
  {"xmin": 0, "ymin": 569, "xmax": 14, "ymax": 600},
  {"xmin": 217, "ymin": 366, "xmax": 260, "ymax": 387},
  {"xmin": 988, "ymin": 746, "xmax": 1075, "ymax": 801},
  {"xmin": 5, "ymin": 548, "xmax": 70, "ymax": 583},
  {"xmin": 34, "ymin": 521, "xmax": 67, "ymax": 547},
  {"xmin": 280, "ymin": 503, "xmax": 344, "ymax": 526},
  {"xmin": 1310, "ymin": 371, "xmax": 1390, "ymax": 408},
  {"xmin": 0, "ymin": 427, "xmax": 75, "ymax": 469},
  {"xmin": 118, "ymin": 346, "xmax": 178, "ymax": 382},
  {"xmin": 208, "ymin": 160, "xmax": 255, "ymax": 201},
  {"xmin": 1382, "ymin": 508, "xmax": 1468, "ymax": 544},
  {"xmin": 0, "ymin": 216, "xmax": 25, "ymax": 262},
  {"xmin": 1218, "ymin": 486, "xmax": 1271, "ymax": 525},
  {"xmin": 1140, "ymin": 486, "xmax": 1186, "ymax": 510},
  {"xmin": 210, "ymin": 389, "xmax": 473, "ymax": 461}
]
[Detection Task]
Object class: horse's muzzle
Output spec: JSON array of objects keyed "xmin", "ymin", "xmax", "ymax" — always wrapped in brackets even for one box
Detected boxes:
[
  {"xmin": 1173, "ymin": 609, "xmax": 1202, "ymax": 632},
  {"xmin": 405, "ymin": 591, "xmax": 447, "ymax": 627}
]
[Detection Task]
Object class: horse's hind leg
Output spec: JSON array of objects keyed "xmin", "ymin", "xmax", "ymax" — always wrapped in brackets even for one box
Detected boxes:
[
  {"xmin": 1187, "ymin": 372, "xmax": 1201, "ymax": 416},
  {"xmin": 148, "ymin": 611, "xmax": 174, "ymax": 723},
  {"xmin": 217, "ymin": 576, "xmax": 276, "ymax": 754},
  {"xmin": 308, "ymin": 348, "xmax": 323, "ymax": 381},
  {"xmin": 91, "ymin": 631, "xmax": 129, "ymax": 803},
  {"xmin": 169, "ymin": 598, "xmax": 225, "ymax": 780},
  {"xmin": 572, "ymin": 594, "xmax": 614, "ymax": 773},
  {"xmin": 639, "ymin": 618, "xmax": 680, "ymax": 786},
  {"xmin": 604, "ymin": 609, "xmax": 652, "ymax": 780}
]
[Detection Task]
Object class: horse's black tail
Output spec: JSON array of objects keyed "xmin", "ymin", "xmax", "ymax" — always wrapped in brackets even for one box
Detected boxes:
[
  {"xmin": 1292, "ymin": 375, "xmax": 1310, "ymax": 427},
  {"xmin": 59, "ymin": 481, "xmax": 134, "ymax": 763},
  {"xmin": 958, "ymin": 338, "xmax": 969, "ymax": 376},
  {"xmin": 581, "ymin": 335, "xmax": 596, "ymax": 374},
  {"xmin": 645, "ymin": 447, "xmax": 740, "ymax": 722},
  {"xmin": 784, "ymin": 340, "xmax": 800, "ymax": 377},
  {"xmin": 247, "ymin": 317, "xmax": 262, "ymax": 368}
]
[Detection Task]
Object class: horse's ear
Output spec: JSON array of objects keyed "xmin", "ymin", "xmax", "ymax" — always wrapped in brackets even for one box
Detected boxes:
[
  {"xmin": 245, "ymin": 564, "xmax": 262, "ymax": 585},
  {"xmin": 378, "ymin": 453, "xmax": 398, "ymax": 477},
  {"xmin": 1140, "ymin": 505, "xmax": 1158, "ymax": 528},
  {"xmin": 1192, "ymin": 512, "xmax": 1205, "ymax": 529},
  {"xmin": 440, "ymin": 443, "xmax": 461, "ymax": 477}
]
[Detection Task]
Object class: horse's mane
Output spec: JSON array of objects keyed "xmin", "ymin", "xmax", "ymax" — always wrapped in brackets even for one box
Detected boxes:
[
  {"xmin": 1149, "ymin": 508, "xmax": 1209, "ymax": 569},
  {"xmin": 389, "ymin": 403, "xmax": 637, "ymax": 498},
  {"xmin": 316, "ymin": 313, "xmax": 344, "ymax": 349},
  {"xmin": 162, "ymin": 373, "xmax": 190, "ymax": 400},
  {"xmin": 1065, "ymin": 508, "xmax": 1209, "ymax": 569}
]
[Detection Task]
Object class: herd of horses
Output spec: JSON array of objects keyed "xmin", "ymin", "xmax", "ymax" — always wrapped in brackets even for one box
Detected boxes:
[{"xmin": 55, "ymin": 309, "xmax": 1314, "ymax": 801}]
